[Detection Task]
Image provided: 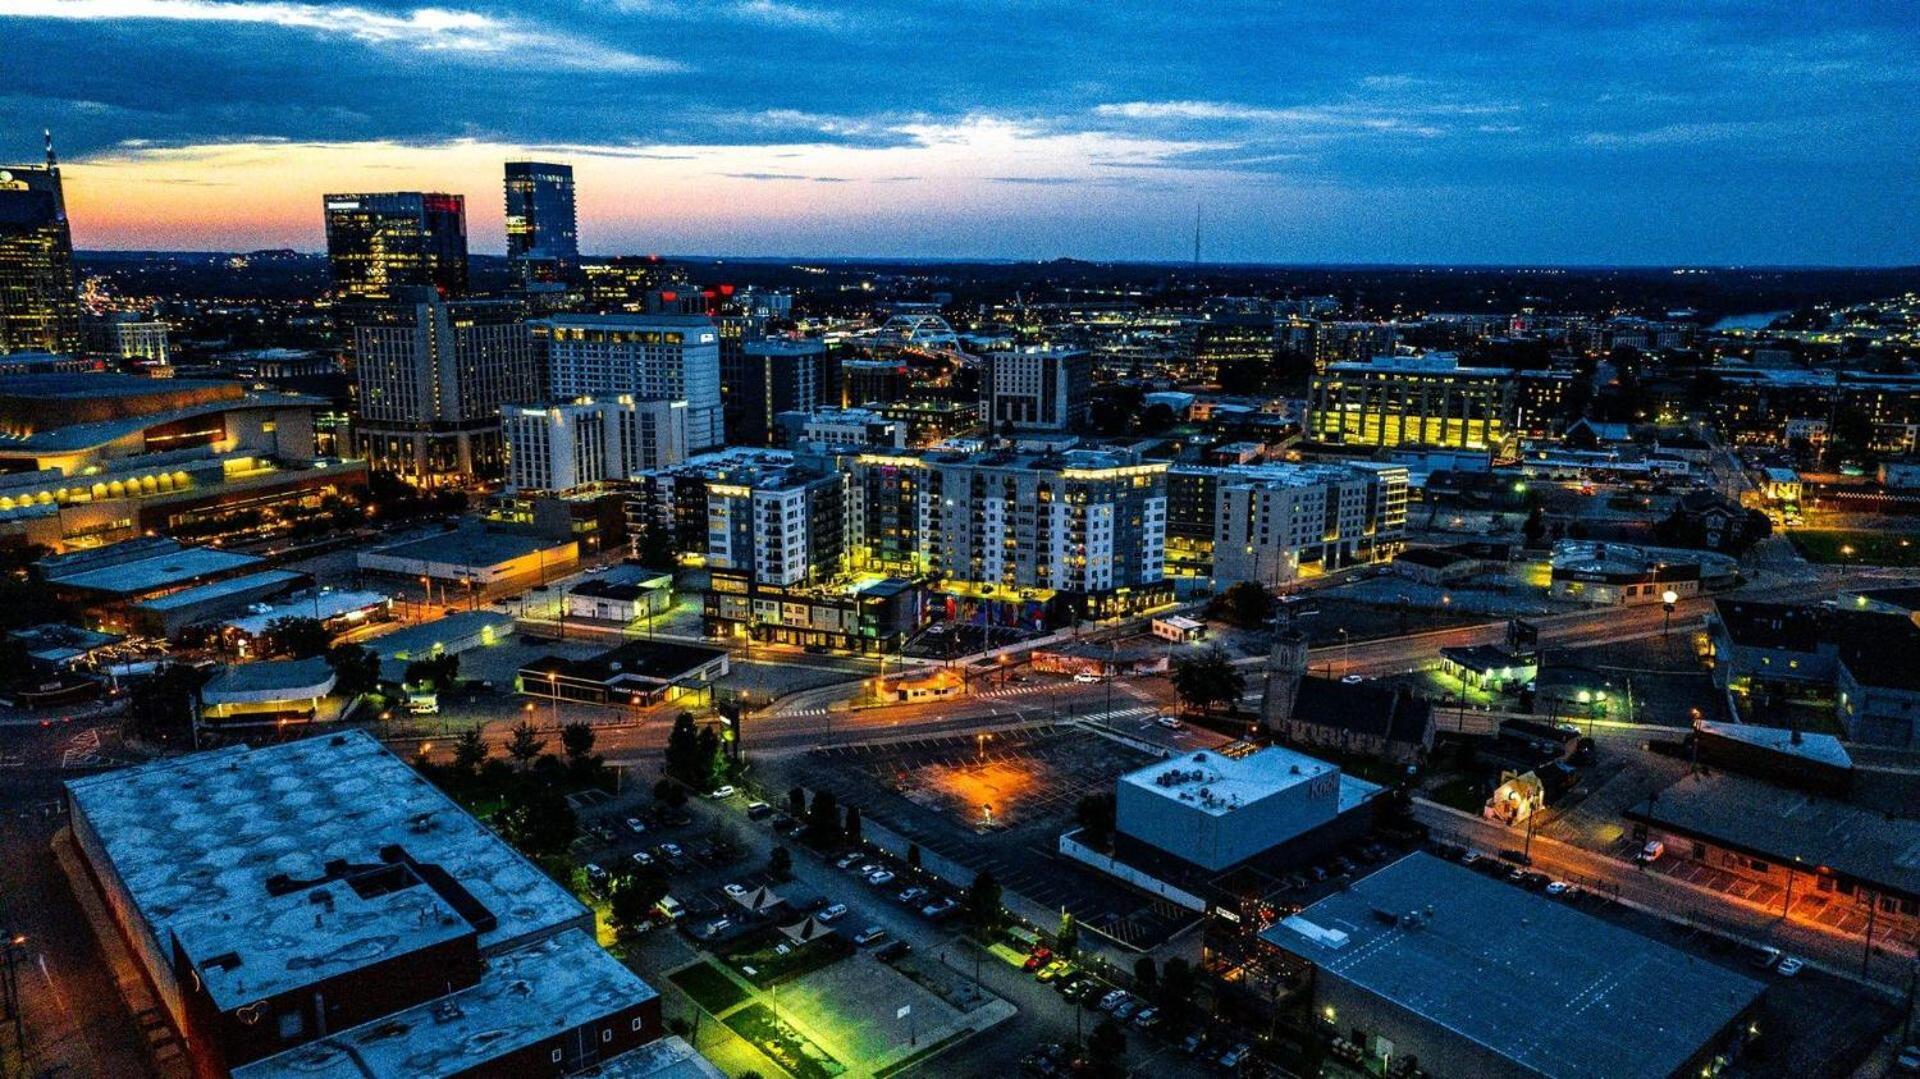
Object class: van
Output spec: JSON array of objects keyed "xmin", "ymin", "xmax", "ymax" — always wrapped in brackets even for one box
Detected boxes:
[
  {"xmin": 654, "ymin": 895, "xmax": 686, "ymax": 923},
  {"xmin": 406, "ymin": 694, "xmax": 440, "ymax": 716}
]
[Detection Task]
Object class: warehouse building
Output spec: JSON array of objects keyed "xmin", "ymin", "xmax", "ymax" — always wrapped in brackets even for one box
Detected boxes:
[{"xmin": 1261, "ymin": 853, "xmax": 1765, "ymax": 1079}]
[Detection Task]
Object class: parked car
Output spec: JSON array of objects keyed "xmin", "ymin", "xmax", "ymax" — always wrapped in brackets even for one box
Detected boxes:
[
  {"xmin": 875, "ymin": 939, "xmax": 912, "ymax": 962},
  {"xmin": 853, "ymin": 926, "xmax": 888, "ymax": 946},
  {"xmin": 835, "ymin": 853, "xmax": 864, "ymax": 870},
  {"xmin": 1636, "ymin": 840, "xmax": 1666, "ymax": 864},
  {"xmin": 1155, "ymin": 716, "xmax": 1183, "ymax": 730},
  {"xmin": 1036, "ymin": 959, "xmax": 1072, "ymax": 983},
  {"xmin": 1544, "ymin": 881, "xmax": 1575, "ymax": 897},
  {"xmin": 1024, "ymin": 947, "xmax": 1054, "ymax": 971},
  {"xmin": 817, "ymin": 903, "xmax": 849, "ymax": 922},
  {"xmin": 1218, "ymin": 1043, "xmax": 1253, "ymax": 1069},
  {"xmin": 1111, "ymin": 999, "xmax": 1139, "ymax": 1021},
  {"xmin": 706, "ymin": 785, "xmax": 737, "ymax": 800},
  {"xmin": 1072, "ymin": 673, "xmax": 1101, "ymax": 684},
  {"xmin": 723, "ymin": 883, "xmax": 750, "ymax": 899},
  {"xmin": 1131, "ymin": 1006, "xmax": 1160, "ymax": 1030},
  {"xmin": 631, "ymin": 851, "xmax": 655, "ymax": 868},
  {"xmin": 625, "ymin": 817, "xmax": 647, "ymax": 836},
  {"xmin": 866, "ymin": 870, "xmax": 896, "ymax": 886},
  {"xmin": 745, "ymin": 801, "xmax": 774, "ymax": 820},
  {"xmin": 1096, "ymin": 990, "xmax": 1129, "ymax": 1012},
  {"xmin": 1752, "ymin": 946, "xmax": 1782, "ymax": 970},
  {"xmin": 920, "ymin": 897, "xmax": 958, "ymax": 920},
  {"xmin": 1775, "ymin": 955, "xmax": 1805, "ymax": 977},
  {"xmin": 897, "ymin": 886, "xmax": 928, "ymax": 904},
  {"xmin": 657, "ymin": 842, "xmax": 685, "ymax": 861}
]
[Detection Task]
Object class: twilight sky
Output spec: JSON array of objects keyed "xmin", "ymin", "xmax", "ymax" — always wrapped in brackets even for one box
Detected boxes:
[{"xmin": 4, "ymin": 0, "xmax": 1917, "ymax": 264}]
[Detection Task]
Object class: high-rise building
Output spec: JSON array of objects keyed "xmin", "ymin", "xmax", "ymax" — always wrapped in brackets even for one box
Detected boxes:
[
  {"xmin": 502, "ymin": 396, "xmax": 687, "ymax": 493},
  {"xmin": 83, "ymin": 312, "xmax": 170, "ymax": 368},
  {"xmin": 850, "ymin": 447, "xmax": 1168, "ymax": 618},
  {"xmin": 1167, "ymin": 461, "xmax": 1409, "ymax": 587},
  {"xmin": 978, "ymin": 348, "xmax": 1091, "ymax": 432},
  {"xmin": 722, "ymin": 337, "xmax": 841, "ymax": 446},
  {"xmin": 0, "ymin": 134, "xmax": 81, "ymax": 356},
  {"xmin": 1308, "ymin": 354, "xmax": 1515, "ymax": 450},
  {"xmin": 705, "ymin": 462, "xmax": 848, "ymax": 587},
  {"xmin": 581, "ymin": 257, "xmax": 687, "ymax": 312},
  {"xmin": 540, "ymin": 314, "xmax": 724, "ymax": 451},
  {"xmin": 1193, "ymin": 312, "xmax": 1277, "ymax": 380},
  {"xmin": 323, "ymin": 192, "xmax": 468, "ymax": 301},
  {"xmin": 504, "ymin": 161, "xmax": 579, "ymax": 291},
  {"xmin": 351, "ymin": 289, "xmax": 540, "ymax": 483}
]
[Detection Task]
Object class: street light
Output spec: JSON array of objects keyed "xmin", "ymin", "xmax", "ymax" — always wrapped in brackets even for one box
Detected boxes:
[{"xmin": 1661, "ymin": 588, "xmax": 1679, "ymax": 641}]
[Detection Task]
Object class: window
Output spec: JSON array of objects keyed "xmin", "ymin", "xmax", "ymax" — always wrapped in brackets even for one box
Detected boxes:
[
  {"xmin": 278, "ymin": 1010, "xmax": 305, "ymax": 1040},
  {"xmin": 552, "ymin": 1049, "xmax": 564, "ymax": 1064},
  {"xmin": 631, "ymin": 1017, "xmax": 643, "ymax": 1032},
  {"xmin": 602, "ymin": 1029, "xmax": 613, "ymax": 1043}
]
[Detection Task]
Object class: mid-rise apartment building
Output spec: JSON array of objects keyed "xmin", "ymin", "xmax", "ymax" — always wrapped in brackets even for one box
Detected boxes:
[
  {"xmin": 502, "ymin": 397, "xmax": 687, "ymax": 493},
  {"xmin": 540, "ymin": 314, "xmax": 724, "ymax": 451}
]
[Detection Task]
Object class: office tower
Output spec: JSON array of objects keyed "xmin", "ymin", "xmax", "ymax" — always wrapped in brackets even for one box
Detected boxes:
[
  {"xmin": 722, "ymin": 337, "xmax": 840, "ymax": 446},
  {"xmin": 0, "ymin": 133, "xmax": 82, "ymax": 355},
  {"xmin": 351, "ymin": 288, "xmax": 539, "ymax": 483},
  {"xmin": 850, "ymin": 448, "xmax": 1167, "ymax": 617},
  {"xmin": 322, "ymin": 192, "xmax": 468, "ymax": 301},
  {"xmin": 503, "ymin": 161, "xmax": 579, "ymax": 291},
  {"xmin": 1308, "ymin": 353, "xmax": 1515, "ymax": 450},
  {"xmin": 540, "ymin": 314, "xmax": 724, "ymax": 451},
  {"xmin": 582, "ymin": 256, "xmax": 687, "ymax": 312},
  {"xmin": 1193, "ymin": 311, "xmax": 1277, "ymax": 380},
  {"xmin": 978, "ymin": 347, "xmax": 1091, "ymax": 433},
  {"xmin": 841, "ymin": 359, "xmax": 913, "ymax": 407},
  {"xmin": 502, "ymin": 396, "xmax": 687, "ymax": 493}
]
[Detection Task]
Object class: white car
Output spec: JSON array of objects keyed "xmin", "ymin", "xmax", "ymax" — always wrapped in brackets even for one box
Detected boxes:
[
  {"xmin": 1636, "ymin": 840, "xmax": 1665, "ymax": 863},
  {"xmin": 866, "ymin": 870, "xmax": 896, "ymax": 886},
  {"xmin": 817, "ymin": 903, "xmax": 848, "ymax": 922},
  {"xmin": 1774, "ymin": 956, "xmax": 1805, "ymax": 977},
  {"xmin": 1155, "ymin": 716, "xmax": 1183, "ymax": 730},
  {"xmin": 1340, "ymin": 674, "xmax": 1365, "ymax": 685},
  {"xmin": 625, "ymin": 818, "xmax": 647, "ymax": 835},
  {"xmin": 706, "ymin": 785, "xmax": 737, "ymax": 800},
  {"xmin": 1544, "ymin": 881, "xmax": 1574, "ymax": 897},
  {"xmin": 723, "ymin": 883, "xmax": 749, "ymax": 899},
  {"xmin": 1072, "ymin": 673, "xmax": 1101, "ymax": 684}
]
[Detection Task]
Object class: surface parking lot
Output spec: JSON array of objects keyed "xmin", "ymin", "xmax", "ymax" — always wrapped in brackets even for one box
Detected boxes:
[{"xmin": 774, "ymin": 726, "xmax": 1202, "ymax": 950}]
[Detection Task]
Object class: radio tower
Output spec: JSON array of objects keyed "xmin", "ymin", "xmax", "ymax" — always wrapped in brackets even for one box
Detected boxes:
[{"xmin": 1192, "ymin": 202, "xmax": 1202, "ymax": 268}]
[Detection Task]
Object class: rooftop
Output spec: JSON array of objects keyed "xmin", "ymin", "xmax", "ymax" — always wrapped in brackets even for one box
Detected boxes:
[
  {"xmin": 134, "ymin": 569, "xmax": 308, "ymax": 612},
  {"xmin": 365, "ymin": 528, "xmax": 573, "ymax": 570},
  {"xmin": 523, "ymin": 639, "xmax": 726, "ymax": 686},
  {"xmin": 1694, "ymin": 719, "xmax": 1852, "ymax": 770},
  {"xmin": 202, "ymin": 656, "xmax": 337, "ymax": 701},
  {"xmin": 1264, "ymin": 853, "xmax": 1764, "ymax": 1079},
  {"xmin": 366, "ymin": 610, "xmax": 516, "ymax": 662},
  {"xmin": 65, "ymin": 731, "xmax": 587, "ymax": 993},
  {"xmin": 576, "ymin": 1036, "xmax": 725, "ymax": 1079},
  {"xmin": 223, "ymin": 589, "xmax": 390, "ymax": 637},
  {"xmin": 47, "ymin": 545, "xmax": 264, "ymax": 596},
  {"xmin": 233, "ymin": 929, "xmax": 659, "ymax": 1079},
  {"xmin": 1121, "ymin": 746, "xmax": 1347, "ymax": 817},
  {"xmin": 1630, "ymin": 771, "xmax": 1920, "ymax": 899}
]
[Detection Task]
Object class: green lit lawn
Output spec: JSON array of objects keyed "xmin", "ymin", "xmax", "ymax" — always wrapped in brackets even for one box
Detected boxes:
[
  {"xmin": 720, "ymin": 931, "xmax": 853, "ymax": 988},
  {"xmin": 1791, "ymin": 530, "xmax": 1920, "ymax": 567},
  {"xmin": 670, "ymin": 960, "xmax": 750, "ymax": 1015},
  {"xmin": 723, "ymin": 1003, "xmax": 846, "ymax": 1079},
  {"xmin": 1427, "ymin": 774, "xmax": 1487, "ymax": 814}
]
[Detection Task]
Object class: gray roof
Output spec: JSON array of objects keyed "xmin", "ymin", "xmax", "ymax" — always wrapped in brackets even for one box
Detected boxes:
[
  {"xmin": 203, "ymin": 656, "xmax": 336, "ymax": 700},
  {"xmin": 135, "ymin": 570, "xmax": 307, "ymax": 612},
  {"xmin": 65, "ymin": 731, "xmax": 588, "ymax": 1002},
  {"xmin": 1630, "ymin": 772, "xmax": 1920, "ymax": 900},
  {"xmin": 233, "ymin": 929, "xmax": 660, "ymax": 1079},
  {"xmin": 366, "ymin": 528, "xmax": 569, "ymax": 569},
  {"xmin": 1263, "ymin": 853, "xmax": 1764, "ymax": 1079},
  {"xmin": 48, "ymin": 545, "xmax": 264, "ymax": 596}
]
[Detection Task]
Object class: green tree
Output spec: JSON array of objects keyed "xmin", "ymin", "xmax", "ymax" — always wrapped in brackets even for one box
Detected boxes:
[
  {"xmin": 1075, "ymin": 792, "xmax": 1117, "ymax": 849},
  {"xmin": 506, "ymin": 719, "xmax": 547, "ymax": 770},
  {"xmin": 788, "ymin": 785, "xmax": 807, "ymax": 818},
  {"xmin": 1158, "ymin": 957, "xmax": 1196, "ymax": 1025},
  {"xmin": 495, "ymin": 783, "xmax": 576, "ymax": 858},
  {"xmin": 769, "ymin": 846, "xmax": 792, "ymax": 881},
  {"xmin": 1133, "ymin": 956, "xmax": 1158, "ymax": 995},
  {"xmin": 1086, "ymin": 1019, "xmax": 1126, "ymax": 1074},
  {"xmin": 664, "ymin": 712, "xmax": 702, "ymax": 785},
  {"xmin": 1171, "ymin": 648, "xmax": 1244, "ymax": 715},
  {"xmin": 609, "ymin": 864, "xmax": 668, "ymax": 933},
  {"xmin": 452, "ymin": 727, "xmax": 488, "ymax": 774},
  {"xmin": 264, "ymin": 615, "xmax": 331, "ymax": 659},
  {"xmin": 1213, "ymin": 581, "xmax": 1273, "ymax": 629},
  {"xmin": 1521, "ymin": 507, "xmax": 1547, "ymax": 548},
  {"xmin": 634, "ymin": 525, "xmax": 678, "ymax": 571},
  {"xmin": 964, "ymin": 870, "xmax": 1003, "ymax": 932},
  {"xmin": 694, "ymin": 724, "xmax": 722, "ymax": 787},
  {"xmin": 325, "ymin": 643, "xmax": 382, "ymax": 699},
  {"xmin": 561, "ymin": 720, "xmax": 597, "ymax": 762},
  {"xmin": 404, "ymin": 652, "xmax": 459, "ymax": 693},
  {"xmin": 805, "ymin": 789, "xmax": 842, "ymax": 845},
  {"xmin": 125, "ymin": 664, "xmax": 202, "ymax": 747},
  {"xmin": 844, "ymin": 804, "xmax": 863, "ymax": 843},
  {"xmin": 1055, "ymin": 910, "xmax": 1078, "ymax": 959}
]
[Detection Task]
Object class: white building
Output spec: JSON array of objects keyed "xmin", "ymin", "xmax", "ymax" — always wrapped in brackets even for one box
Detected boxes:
[
  {"xmin": 1169, "ymin": 461, "xmax": 1408, "ymax": 586},
  {"xmin": 1116, "ymin": 746, "xmax": 1375, "ymax": 871},
  {"xmin": 979, "ymin": 347, "xmax": 1091, "ymax": 432},
  {"xmin": 502, "ymin": 396, "xmax": 687, "ymax": 493},
  {"xmin": 706, "ymin": 465, "xmax": 848, "ymax": 588},
  {"xmin": 540, "ymin": 314, "xmax": 723, "ymax": 451},
  {"xmin": 777, "ymin": 406, "xmax": 907, "ymax": 449}
]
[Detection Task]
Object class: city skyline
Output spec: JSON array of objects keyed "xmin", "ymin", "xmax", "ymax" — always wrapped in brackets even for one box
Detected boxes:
[{"xmin": 4, "ymin": 1, "xmax": 1917, "ymax": 265}]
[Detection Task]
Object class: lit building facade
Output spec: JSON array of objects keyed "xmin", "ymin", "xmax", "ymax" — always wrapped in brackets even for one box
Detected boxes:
[
  {"xmin": 540, "ymin": 314, "xmax": 724, "ymax": 451},
  {"xmin": 322, "ymin": 191, "xmax": 468, "ymax": 301},
  {"xmin": 503, "ymin": 161, "xmax": 578, "ymax": 291},
  {"xmin": 722, "ymin": 337, "xmax": 841, "ymax": 446},
  {"xmin": 979, "ymin": 348, "xmax": 1092, "ymax": 432},
  {"xmin": 83, "ymin": 313, "xmax": 170, "ymax": 368},
  {"xmin": 1172, "ymin": 462, "xmax": 1408, "ymax": 587},
  {"xmin": 351, "ymin": 290, "xmax": 540, "ymax": 483},
  {"xmin": 1308, "ymin": 354, "xmax": 1515, "ymax": 449},
  {"xmin": 502, "ymin": 397, "xmax": 686, "ymax": 493},
  {"xmin": 0, "ymin": 140, "xmax": 81, "ymax": 356}
]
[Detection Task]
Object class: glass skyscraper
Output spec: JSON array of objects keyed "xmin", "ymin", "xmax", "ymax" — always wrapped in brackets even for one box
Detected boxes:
[
  {"xmin": 504, "ymin": 161, "xmax": 579, "ymax": 291},
  {"xmin": 0, "ymin": 135, "xmax": 82, "ymax": 356},
  {"xmin": 322, "ymin": 191, "xmax": 468, "ymax": 301}
]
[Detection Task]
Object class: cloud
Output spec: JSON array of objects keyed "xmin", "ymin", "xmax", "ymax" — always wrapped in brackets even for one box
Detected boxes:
[
  {"xmin": 3, "ymin": 0, "xmax": 679, "ymax": 71},
  {"xmin": 601, "ymin": 0, "xmax": 848, "ymax": 30},
  {"xmin": 1579, "ymin": 122, "xmax": 1771, "ymax": 149}
]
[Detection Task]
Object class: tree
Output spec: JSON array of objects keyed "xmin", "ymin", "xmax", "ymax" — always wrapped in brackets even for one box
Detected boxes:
[
  {"xmin": 788, "ymin": 786, "xmax": 807, "ymax": 818},
  {"xmin": 664, "ymin": 712, "xmax": 702, "ymax": 785},
  {"xmin": 695, "ymin": 725, "xmax": 722, "ymax": 786},
  {"xmin": 1170, "ymin": 648, "xmax": 1244, "ymax": 715},
  {"xmin": 1157, "ymin": 957, "xmax": 1195, "ymax": 1025},
  {"xmin": 1521, "ymin": 507, "xmax": 1547, "ymax": 548},
  {"xmin": 1133, "ymin": 956, "xmax": 1158, "ymax": 995},
  {"xmin": 263, "ymin": 616, "xmax": 331, "ymax": 659},
  {"xmin": 805, "ymin": 789, "xmax": 842, "ymax": 845},
  {"xmin": 124, "ymin": 664, "xmax": 202, "ymax": 747},
  {"xmin": 1139, "ymin": 403, "xmax": 1175, "ymax": 434},
  {"xmin": 325, "ymin": 643, "xmax": 382, "ymax": 699},
  {"xmin": 769, "ymin": 846, "xmax": 793, "ymax": 881},
  {"xmin": 609, "ymin": 864, "xmax": 668, "ymax": 933},
  {"xmin": 1075, "ymin": 792, "xmax": 1117, "ymax": 849},
  {"xmin": 1086, "ymin": 1019, "xmax": 1127, "ymax": 1074},
  {"xmin": 907, "ymin": 844, "xmax": 922, "ymax": 871},
  {"xmin": 495, "ymin": 783, "xmax": 575, "ymax": 858},
  {"xmin": 1056, "ymin": 910, "xmax": 1078, "ymax": 959},
  {"xmin": 1216, "ymin": 357, "xmax": 1266, "ymax": 396},
  {"xmin": 964, "ymin": 870, "xmax": 1003, "ymax": 932},
  {"xmin": 452, "ymin": 727, "xmax": 489, "ymax": 774},
  {"xmin": 1214, "ymin": 581, "xmax": 1273, "ymax": 629},
  {"xmin": 404, "ymin": 652, "xmax": 459, "ymax": 693},
  {"xmin": 634, "ymin": 525, "xmax": 678, "ymax": 571},
  {"xmin": 561, "ymin": 720, "xmax": 597, "ymax": 762},
  {"xmin": 843, "ymin": 804, "xmax": 863, "ymax": 843},
  {"xmin": 506, "ymin": 719, "xmax": 547, "ymax": 770}
]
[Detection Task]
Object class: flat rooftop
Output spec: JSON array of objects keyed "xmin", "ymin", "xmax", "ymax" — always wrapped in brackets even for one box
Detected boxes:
[
  {"xmin": 134, "ymin": 569, "xmax": 307, "ymax": 612},
  {"xmin": 1264, "ymin": 853, "xmax": 1764, "ymax": 1079},
  {"xmin": 1121, "ymin": 746, "xmax": 1344, "ymax": 817},
  {"xmin": 365, "ymin": 528, "xmax": 571, "ymax": 569},
  {"xmin": 365, "ymin": 610, "xmax": 515, "ymax": 661},
  {"xmin": 203, "ymin": 656, "xmax": 336, "ymax": 700},
  {"xmin": 66, "ymin": 730, "xmax": 588, "ymax": 991},
  {"xmin": 49, "ymin": 546, "xmax": 264, "ymax": 596},
  {"xmin": 1630, "ymin": 771, "xmax": 1920, "ymax": 899},
  {"xmin": 1695, "ymin": 719, "xmax": 1852, "ymax": 770},
  {"xmin": 576, "ymin": 1036, "xmax": 725, "ymax": 1079},
  {"xmin": 233, "ymin": 929, "xmax": 659, "ymax": 1079},
  {"xmin": 224, "ymin": 589, "xmax": 389, "ymax": 636},
  {"xmin": 523, "ymin": 639, "xmax": 726, "ymax": 685}
]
